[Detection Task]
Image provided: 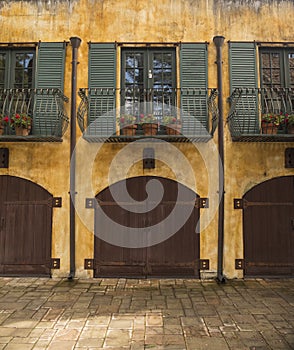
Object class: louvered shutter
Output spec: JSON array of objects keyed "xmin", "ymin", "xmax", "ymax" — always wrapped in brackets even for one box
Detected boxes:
[
  {"xmin": 87, "ymin": 43, "xmax": 116, "ymax": 137},
  {"xmin": 229, "ymin": 42, "xmax": 259, "ymax": 134},
  {"xmin": 35, "ymin": 42, "xmax": 66, "ymax": 136},
  {"xmin": 180, "ymin": 43, "xmax": 208, "ymax": 135}
]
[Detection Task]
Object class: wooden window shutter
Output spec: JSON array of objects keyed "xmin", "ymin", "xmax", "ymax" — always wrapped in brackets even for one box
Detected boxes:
[
  {"xmin": 180, "ymin": 43, "xmax": 208, "ymax": 135},
  {"xmin": 87, "ymin": 43, "xmax": 116, "ymax": 137},
  {"xmin": 229, "ymin": 42, "xmax": 259, "ymax": 134},
  {"xmin": 35, "ymin": 42, "xmax": 66, "ymax": 136}
]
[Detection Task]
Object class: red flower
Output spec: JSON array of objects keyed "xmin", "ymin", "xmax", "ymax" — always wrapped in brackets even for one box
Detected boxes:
[
  {"xmin": 3, "ymin": 116, "xmax": 9, "ymax": 123},
  {"xmin": 15, "ymin": 114, "xmax": 20, "ymax": 119}
]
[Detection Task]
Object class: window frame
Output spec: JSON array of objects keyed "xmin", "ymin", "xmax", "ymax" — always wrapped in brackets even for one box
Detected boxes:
[
  {"xmin": 259, "ymin": 47, "xmax": 294, "ymax": 89},
  {"xmin": 0, "ymin": 47, "xmax": 36, "ymax": 89}
]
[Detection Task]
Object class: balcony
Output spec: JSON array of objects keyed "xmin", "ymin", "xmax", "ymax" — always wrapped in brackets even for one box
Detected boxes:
[
  {"xmin": 0, "ymin": 89, "xmax": 69, "ymax": 142},
  {"xmin": 227, "ymin": 88, "xmax": 294, "ymax": 142},
  {"xmin": 77, "ymin": 88, "xmax": 219, "ymax": 143}
]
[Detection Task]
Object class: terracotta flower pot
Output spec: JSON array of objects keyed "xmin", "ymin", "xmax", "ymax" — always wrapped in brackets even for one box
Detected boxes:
[
  {"xmin": 142, "ymin": 123, "xmax": 158, "ymax": 136},
  {"xmin": 15, "ymin": 126, "xmax": 31, "ymax": 136},
  {"xmin": 287, "ymin": 124, "xmax": 294, "ymax": 134},
  {"xmin": 0, "ymin": 126, "xmax": 4, "ymax": 136},
  {"xmin": 121, "ymin": 124, "xmax": 137, "ymax": 136},
  {"xmin": 261, "ymin": 121, "xmax": 278, "ymax": 135},
  {"xmin": 166, "ymin": 124, "xmax": 181, "ymax": 135}
]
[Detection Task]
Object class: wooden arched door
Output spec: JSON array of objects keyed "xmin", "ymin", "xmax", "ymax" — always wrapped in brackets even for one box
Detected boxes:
[
  {"xmin": 243, "ymin": 176, "xmax": 294, "ymax": 277},
  {"xmin": 0, "ymin": 176, "xmax": 53, "ymax": 276},
  {"xmin": 94, "ymin": 176, "xmax": 200, "ymax": 278}
]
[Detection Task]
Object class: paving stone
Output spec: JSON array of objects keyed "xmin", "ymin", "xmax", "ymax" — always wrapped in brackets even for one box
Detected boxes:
[
  {"xmin": 47, "ymin": 340, "xmax": 76, "ymax": 349},
  {"xmin": 185, "ymin": 336, "xmax": 230, "ymax": 349}
]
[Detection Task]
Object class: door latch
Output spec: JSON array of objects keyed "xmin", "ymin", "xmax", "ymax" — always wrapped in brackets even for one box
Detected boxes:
[{"xmin": 148, "ymin": 69, "xmax": 153, "ymax": 79}]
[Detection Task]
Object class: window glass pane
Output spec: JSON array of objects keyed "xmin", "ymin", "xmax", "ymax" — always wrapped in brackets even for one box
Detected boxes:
[
  {"xmin": 271, "ymin": 53, "xmax": 280, "ymax": 68},
  {"xmin": 0, "ymin": 53, "xmax": 6, "ymax": 88},
  {"xmin": 14, "ymin": 52, "xmax": 34, "ymax": 89},
  {"xmin": 288, "ymin": 53, "xmax": 294, "ymax": 86},
  {"xmin": 124, "ymin": 52, "xmax": 144, "ymax": 87},
  {"xmin": 261, "ymin": 53, "xmax": 270, "ymax": 68},
  {"xmin": 272, "ymin": 69, "xmax": 281, "ymax": 85}
]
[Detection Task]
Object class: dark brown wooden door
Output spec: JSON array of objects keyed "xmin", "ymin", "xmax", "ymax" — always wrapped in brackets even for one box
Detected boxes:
[
  {"xmin": 0, "ymin": 176, "xmax": 52, "ymax": 276},
  {"xmin": 243, "ymin": 176, "xmax": 294, "ymax": 277},
  {"xmin": 94, "ymin": 176, "xmax": 200, "ymax": 278}
]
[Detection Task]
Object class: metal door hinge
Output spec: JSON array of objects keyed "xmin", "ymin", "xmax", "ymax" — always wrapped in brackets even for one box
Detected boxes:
[
  {"xmin": 52, "ymin": 197, "xmax": 62, "ymax": 207},
  {"xmin": 235, "ymin": 259, "xmax": 244, "ymax": 270},
  {"xmin": 285, "ymin": 148, "xmax": 294, "ymax": 168},
  {"xmin": 234, "ymin": 198, "xmax": 243, "ymax": 209},
  {"xmin": 196, "ymin": 198, "xmax": 209, "ymax": 208},
  {"xmin": 199, "ymin": 259, "xmax": 210, "ymax": 270},
  {"xmin": 51, "ymin": 258, "xmax": 60, "ymax": 269},
  {"xmin": 0, "ymin": 148, "xmax": 9, "ymax": 168},
  {"xmin": 84, "ymin": 259, "xmax": 94, "ymax": 270},
  {"xmin": 86, "ymin": 198, "xmax": 95, "ymax": 209}
]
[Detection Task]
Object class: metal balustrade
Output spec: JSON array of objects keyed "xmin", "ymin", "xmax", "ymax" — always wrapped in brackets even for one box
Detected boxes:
[
  {"xmin": 0, "ymin": 89, "xmax": 69, "ymax": 141},
  {"xmin": 227, "ymin": 87, "xmax": 294, "ymax": 142},
  {"xmin": 77, "ymin": 88, "xmax": 219, "ymax": 142}
]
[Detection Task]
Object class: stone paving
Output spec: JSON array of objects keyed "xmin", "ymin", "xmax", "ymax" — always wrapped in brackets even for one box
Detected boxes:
[{"xmin": 0, "ymin": 278, "xmax": 293, "ymax": 349}]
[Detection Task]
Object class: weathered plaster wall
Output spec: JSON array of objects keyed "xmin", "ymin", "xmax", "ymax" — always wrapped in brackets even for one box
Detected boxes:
[{"xmin": 1, "ymin": 0, "xmax": 293, "ymax": 278}]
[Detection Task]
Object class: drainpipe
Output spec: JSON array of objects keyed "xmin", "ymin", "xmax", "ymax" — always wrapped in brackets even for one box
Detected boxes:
[
  {"xmin": 213, "ymin": 35, "xmax": 226, "ymax": 283},
  {"xmin": 69, "ymin": 36, "xmax": 81, "ymax": 280}
]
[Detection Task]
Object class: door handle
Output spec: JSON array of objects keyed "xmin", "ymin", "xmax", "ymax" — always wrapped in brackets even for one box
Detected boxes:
[{"xmin": 291, "ymin": 219, "xmax": 294, "ymax": 230}]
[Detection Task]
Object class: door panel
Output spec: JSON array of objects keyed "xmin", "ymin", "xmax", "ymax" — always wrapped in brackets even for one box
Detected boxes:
[
  {"xmin": 243, "ymin": 176, "xmax": 294, "ymax": 276},
  {"xmin": 0, "ymin": 176, "xmax": 52, "ymax": 276},
  {"xmin": 94, "ymin": 176, "xmax": 199, "ymax": 278}
]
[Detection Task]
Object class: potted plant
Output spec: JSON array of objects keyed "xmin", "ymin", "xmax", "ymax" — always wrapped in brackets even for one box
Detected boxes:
[
  {"xmin": 0, "ymin": 115, "xmax": 10, "ymax": 135},
  {"xmin": 162, "ymin": 115, "xmax": 181, "ymax": 135},
  {"xmin": 118, "ymin": 114, "xmax": 137, "ymax": 136},
  {"xmin": 11, "ymin": 112, "xmax": 32, "ymax": 136},
  {"xmin": 261, "ymin": 113, "xmax": 279, "ymax": 135},
  {"xmin": 139, "ymin": 113, "xmax": 158, "ymax": 136}
]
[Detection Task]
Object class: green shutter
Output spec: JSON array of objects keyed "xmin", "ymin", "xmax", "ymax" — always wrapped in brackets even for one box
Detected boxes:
[
  {"xmin": 180, "ymin": 43, "xmax": 208, "ymax": 135},
  {"xmin": 35, "ymin": 42, "xmax": 66, "ymax": 136},
  {"xmin": 87, "ymin": 43, "xmax": 116, "ymax": 137},
  {"xmin": 229, "ymin": 42, "xmax": 259, "ymax": 134}
]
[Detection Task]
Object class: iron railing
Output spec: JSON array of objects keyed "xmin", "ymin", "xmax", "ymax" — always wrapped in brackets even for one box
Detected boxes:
[
  {"xmin": 227, "ymin": 87, "xmax": 294, "ymax": 141},
  {"xmin": 77, "ymin": 88, "xmax": 219, "ymax": 142},
  {"xmin": 0, "ymin": 89, "xmax": 69, "ymax": 140}
]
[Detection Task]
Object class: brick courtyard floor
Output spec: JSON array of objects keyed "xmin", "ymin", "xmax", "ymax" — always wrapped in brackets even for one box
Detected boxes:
[{"xmin": 0, "ymin": 277, "xmax": 293, "ymax": 349}]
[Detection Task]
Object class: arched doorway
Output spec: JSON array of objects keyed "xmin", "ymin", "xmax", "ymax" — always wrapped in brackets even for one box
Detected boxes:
[
  {"xmin": 0, "ymin": 176, "xmax": 53, "ymax": 276},
  {"xmin": 94, "ymin": 176, "xmax": 200, "ymax": 278},
  {"xmin": 243, "ymin": 176, "xmax": 294, "ymax": 277}
]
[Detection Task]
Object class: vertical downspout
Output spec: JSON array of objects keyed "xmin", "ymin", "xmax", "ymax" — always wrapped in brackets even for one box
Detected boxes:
[
  {"xmin": 213, "ymin": 36, "xmax": 226, "ymax": 283},
  {"xmin": 69, "ymin": 36, "xmax": 81, "ymax": 280}
]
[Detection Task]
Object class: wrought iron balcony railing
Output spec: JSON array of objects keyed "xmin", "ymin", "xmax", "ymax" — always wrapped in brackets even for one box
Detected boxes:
[
  {"xmin": 0, "ymin": 89, "xmax": 69, "ymax": 142},
  {"xmin": 77, "ymin": 88, "xmax": 218, "ymax": 142},
  {"xmin": 227, "ymin": 88, "xmax": 294, "ymax": 142}
]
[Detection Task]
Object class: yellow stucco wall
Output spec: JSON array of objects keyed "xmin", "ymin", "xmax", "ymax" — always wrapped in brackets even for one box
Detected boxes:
[{"xmin": 1, "ymin": 0, "xmax": 294, "ymax": 278}]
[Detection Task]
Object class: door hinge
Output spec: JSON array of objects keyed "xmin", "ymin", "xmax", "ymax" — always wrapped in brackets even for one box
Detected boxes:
[
  {"xmin": 52, "ymin": 197, "xmax": 62, "ymax": 207},
  {"xmin": 234, "ymin": 198, "xmax": 243, "ymax": 209},
  {"xmin": 199, "ymin": 259, "xmax": 210, "ymax": 270},
  {"xmin": 85, "ymin": 198, "xmax": 95, "ymax": 209},
  {"xmin": 84, "ymin": 259, "xmax": 94, "ymax": 270},
  {"xmin": 196, "ymin": 198, "xmax": 209, "ymax": 208},
  {"xmin": 235, "ymin": 259, "xmax": 244, "ymax": 270},
  {"xmin": 285, "ymin": 148, "xmax": 294, "ymax": 168},
  {"xmin": 0, "ymin": 148, "xmax": 9, "ymax": 168},
  {"xmin": 51, "ymin": 258, "xmax": 60, "ymax": 269}
]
